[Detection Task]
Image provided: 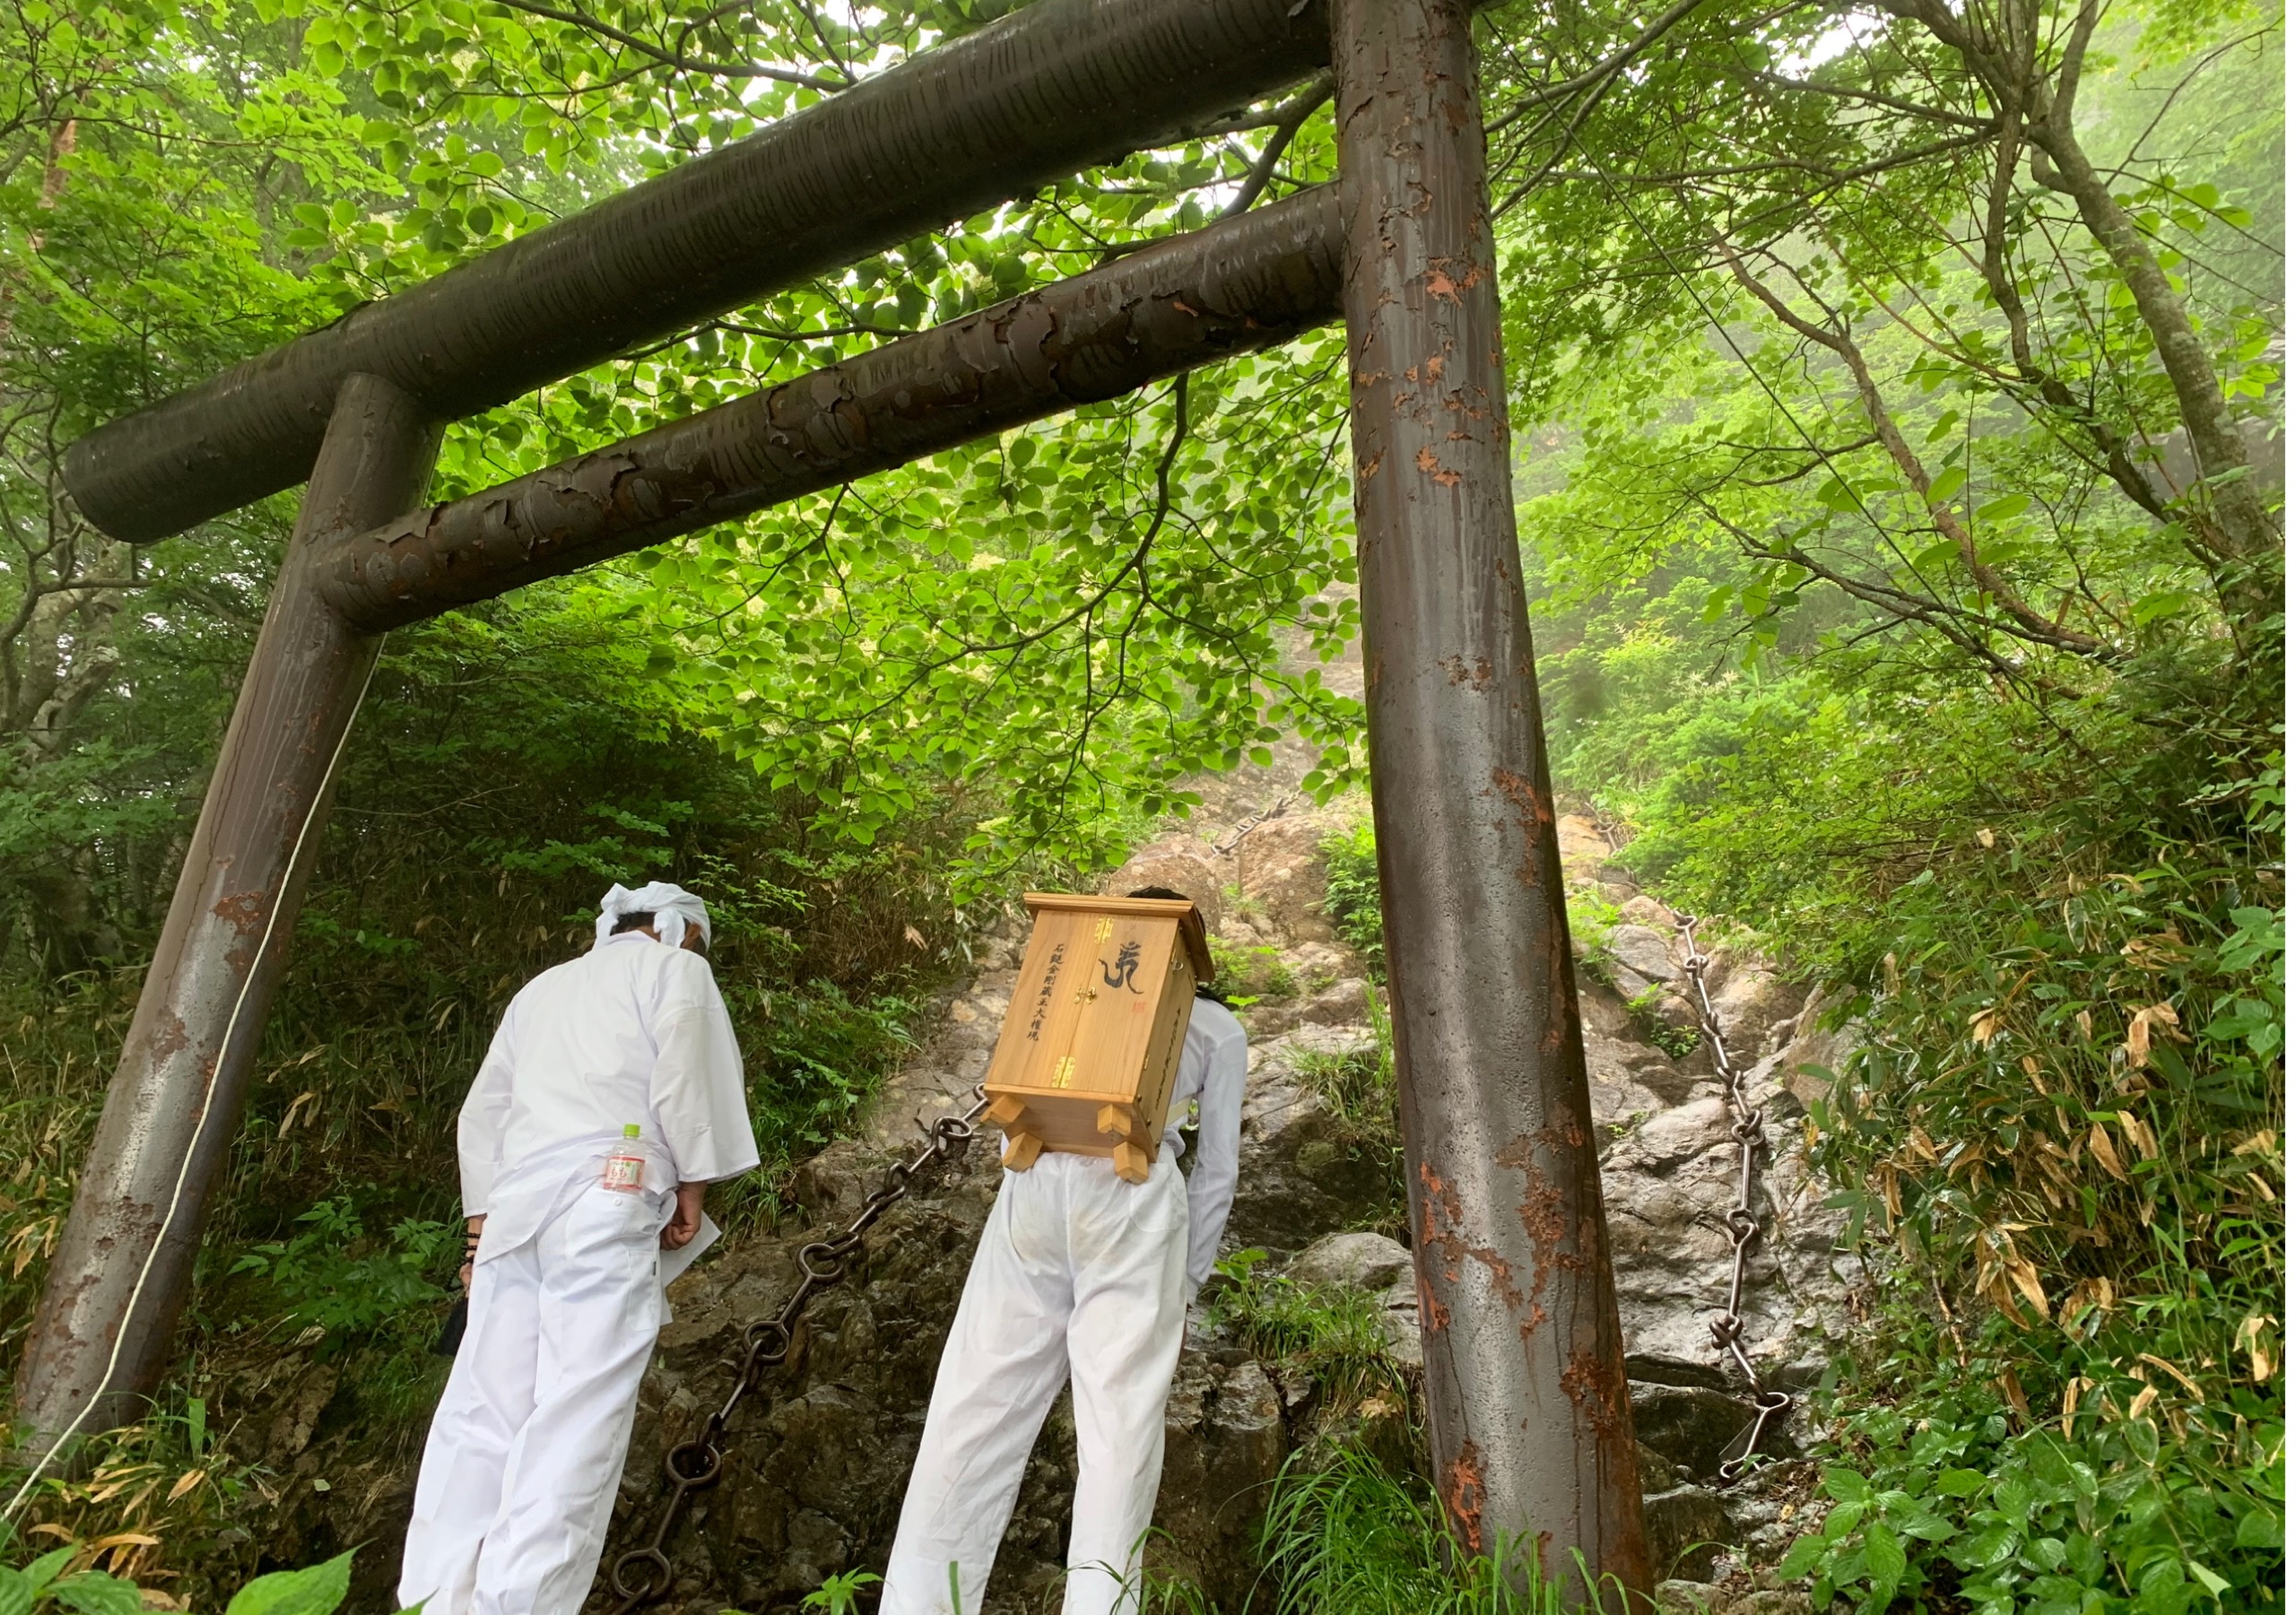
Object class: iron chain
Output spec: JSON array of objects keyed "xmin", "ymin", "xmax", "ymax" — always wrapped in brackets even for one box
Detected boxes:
[
  {"xmin": 604, "ymin": 1094, "xmax": 989, "ymax": 1615},
  {"xmin": 1671, "ymin": 912, "xmax": 1792, "ymax": 1486}
]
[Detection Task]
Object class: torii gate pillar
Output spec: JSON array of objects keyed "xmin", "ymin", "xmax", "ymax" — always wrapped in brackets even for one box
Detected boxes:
[
  {"xmin": 1330, "ymin": 0, "xmax": 1650, "ymax": 1590},
  {"xmin": 12, "ymin": 375, "xmax": 439, "ymax": 1448}
]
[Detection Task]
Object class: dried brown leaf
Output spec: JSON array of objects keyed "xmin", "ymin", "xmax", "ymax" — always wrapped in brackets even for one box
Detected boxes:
[
  {"xmin": 2237, "ymin": 1316, "xmax": 2277, "ymax": 1383},
  {"xmin": 2060, "ymin": 1375, "xmax": 2092, "ymax": 1437}
]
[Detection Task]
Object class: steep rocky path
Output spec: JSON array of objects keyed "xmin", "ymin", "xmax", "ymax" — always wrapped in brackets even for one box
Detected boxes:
[{"xmin": 605, "ymin": 795, "xmax": 1865, "ymax": 1613}]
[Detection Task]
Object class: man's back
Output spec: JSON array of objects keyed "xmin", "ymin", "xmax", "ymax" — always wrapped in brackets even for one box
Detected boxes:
[{"xmin": 459, "ymin": 929, "xmax": 754, "ymax": 1225}]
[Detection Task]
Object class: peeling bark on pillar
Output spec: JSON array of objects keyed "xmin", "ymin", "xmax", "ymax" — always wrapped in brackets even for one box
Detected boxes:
[
  {"xmin": 1328, "ymin": 0, "xmax": 1650, "ymax": 1593},
  {"xmin": 13, "ymin": 375, "xmax": 440, "ymax": 1450}
]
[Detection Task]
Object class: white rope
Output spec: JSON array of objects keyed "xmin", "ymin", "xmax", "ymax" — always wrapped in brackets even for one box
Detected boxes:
[{"xmin": 5, "ymin": 642, "xmax": 384, "ymax": 1522}]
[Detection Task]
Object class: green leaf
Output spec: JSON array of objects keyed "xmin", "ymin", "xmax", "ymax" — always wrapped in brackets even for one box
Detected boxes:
[
  {"xmin": 20, "ymin": 1555, "xmax": 73, "ymax": 1596},
  {"xmin": 1926, "ymin": 465, "xmax": 1967, "ymax": 502},
  {"xmin": 49, "ymin": 1575, "xmax": 144, "ymax": 1615},
  {"xmin": 2139, "ymin": 1556, "xmax": 2190, "ymax": 1615},
  {"xmin": 1974, "ymin": 492, "xmax": 2031, "ymax": 523},
  {"xmin": 1863, "ymin": 1524, "xmax": 1908, "ymax": 1602},
  {"xmin": 2187, "ymin": 1562, "xmax": 2231, "ymax": 1599},
  {"xmin": 1934, "ymin": 1467, "xmax": 1988, "ymax": 1498},
  {"xmin": 225, "ymin": 1552, "xmax": 356, "ymax": 1615},
  {"xmin": 0, "ymin": 1567, "xmax": 35, "ymax": 1615},
  {"xmin": 1777, "ymin": 1534, "xmax": 1830, "ymax": 1578}
]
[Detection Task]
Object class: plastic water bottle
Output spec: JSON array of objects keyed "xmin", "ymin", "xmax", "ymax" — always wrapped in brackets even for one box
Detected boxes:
[{"xmin": 602, "ymin": 1124, "xmax": 647, "ymax": 1193}]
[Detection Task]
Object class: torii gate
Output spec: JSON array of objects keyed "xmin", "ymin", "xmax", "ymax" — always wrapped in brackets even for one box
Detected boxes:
[{"xmin": 16, "ymin": 0, "xmax": 1648, "ymax": 1590}]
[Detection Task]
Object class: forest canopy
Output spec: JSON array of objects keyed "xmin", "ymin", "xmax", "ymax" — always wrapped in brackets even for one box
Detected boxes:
[{"xmin": 0, "ymin": 0, "xmax": 2282, "ymax": 1607}]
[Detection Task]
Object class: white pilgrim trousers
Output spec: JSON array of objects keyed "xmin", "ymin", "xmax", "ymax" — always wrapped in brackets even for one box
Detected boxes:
[
  {"xmin": 399, "ymin": 1182, "xmax": 668, "ymax": 1615},
  {"xmin": 881, "ymin": 1150, "xmax": 1190, "ymax": 1615}
]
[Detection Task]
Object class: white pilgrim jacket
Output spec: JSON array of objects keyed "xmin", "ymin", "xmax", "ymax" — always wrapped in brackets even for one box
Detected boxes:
[
  {"xmin": 457, "ymin": 932, "xmax": 759, "ymax": 1285},
  {"xmin": 1167, "ymin": 995, "xmax": 1249, "ymax": 1294}
]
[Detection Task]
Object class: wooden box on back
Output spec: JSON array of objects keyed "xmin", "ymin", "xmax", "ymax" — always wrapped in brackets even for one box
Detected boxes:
[{"xmin": 983, "ymin": 893, "xmax": 1214, "ymax": 1183}]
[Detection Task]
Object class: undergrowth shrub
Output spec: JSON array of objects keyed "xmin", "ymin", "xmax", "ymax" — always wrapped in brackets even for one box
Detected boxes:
[
  {"xmin": 1202, "ymin": 1250, "xmax": 1405, "ymax": 1415},
  {"xmin": 0, "ymin": 593, "xmax": 975, "ymax": 1592},
  {"xmin": 1561, "ymin": 637, "xmax": 2285, "ymax": 1610},
  {"xmin": 1318, "ymin": 821, "xmax": 1384, "ymax": 981},
  {"xmin": 1210, "ymin": 936, "xmax": 1300, "ymax": 1005},
  {"xmin": 1, "ymin": 1540, "xmax": 373, "ymax": 1615},
  {"xmin": 1257, "ymin": 1446, "xmax": 1625, "ymax": 1614}
]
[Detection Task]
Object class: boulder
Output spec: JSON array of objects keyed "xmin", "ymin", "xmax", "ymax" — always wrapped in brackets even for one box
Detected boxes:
[
  {"xmin": 1644, "ymin": 1483, "xmax": 1734, "ymax": 1582},
  {"xmin": 1752, "ymin": 989, "xmax": 1855, "ymax": 1112},
  {"xmin": 1600, "ymin": 1092, "xmax": 1857, "ymax": 1389},
  {"xmin": 1606, "ymin": 923, "xmax": 1682, "ymax": 999},
  {"xmin": 1232, "ymin": 811, "xmax": 1343, "ymax": 944},
  {"xmin": 1150, "ymin": 1354, "xmax": 1289, "ymax": 1611},
  {"xmin": 1556, "ymin": 812, "xmax": 1615, "ymax": 885},
  {"xmin": 1631, "ymin": 1382, "xmax": 1780, "ymax": 1477},
  {"xmin": 1298, "ymin": 977, "xmax": 1371, "ymax": 1026},
  {"xmin": 1377, "ymin": 1274, "xmax": 1422, "ymax": 1369},
  {"xmin": 1288, "ymin": 1231, "xmax": 1413, "ymax": 1292},
  {"xmin": 1618, "ymin": 895, "xmax": 1676, "ymax": 930},
  {"xmin": 1702, "ymin": 960, "xmax": 1810, "ymax": 1069},
  {"xmin": 1657, "ymin": 1578, "xmax": 1721, "ymax": 1613},
  {"xmin": 1223, "ymin": 1069, "xmax": 1401, "ymax": 1255}
]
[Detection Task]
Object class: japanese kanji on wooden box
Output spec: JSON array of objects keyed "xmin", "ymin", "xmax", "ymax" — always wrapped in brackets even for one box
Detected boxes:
[{"xmin": 982, "ymin": 892, "xmax": 1215, "ymax": 1182}]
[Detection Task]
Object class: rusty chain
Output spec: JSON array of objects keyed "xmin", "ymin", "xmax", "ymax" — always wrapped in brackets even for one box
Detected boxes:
[
  {"xmin": 1671, "ymin": 911, "xmax": 1793, "ymax": 1486},
  {"xmin": 604, "ymin": 1095, "xmax": 988, "ymax": 1615}
]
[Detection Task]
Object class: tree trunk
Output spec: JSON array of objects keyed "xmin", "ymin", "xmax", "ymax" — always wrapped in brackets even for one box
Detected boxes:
[{"xmin": 1329, "ymin": 0, "xmax": 1650, "ymax": 1594}]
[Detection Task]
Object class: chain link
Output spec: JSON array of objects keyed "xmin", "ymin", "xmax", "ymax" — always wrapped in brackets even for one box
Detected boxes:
[
  {"xmin": 603, "ymin": 1094, "xmax": 989, "ymax": 1615},
  {"xmin": 1670, "ymin": 912, "xmax": 1792, "ymax": 1486}
]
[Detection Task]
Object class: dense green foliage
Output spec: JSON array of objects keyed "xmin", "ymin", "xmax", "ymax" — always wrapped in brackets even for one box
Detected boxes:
[
  {"xmin": 1492, "ymin": 0, "xmax": 2285, "ymax": 1603},
  {"xmin": 0, "ymin": 590, "xmax": 961, "ymax": 1580},
  {"xmin": 3, "ymin": 1541, "xmax": 363, "ymax": 1615},
  {"xmin": 1318, "ymin": 823, "xmax": 1387, "ymax": 983}
]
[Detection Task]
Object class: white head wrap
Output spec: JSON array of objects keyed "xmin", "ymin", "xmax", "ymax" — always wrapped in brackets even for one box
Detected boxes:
[{"xmin": 595, "ymin": 881, "xmax": 712, "ymax": 952}]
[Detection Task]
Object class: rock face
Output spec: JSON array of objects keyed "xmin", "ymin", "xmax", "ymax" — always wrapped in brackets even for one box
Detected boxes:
[{"xmin": 577, "ymin": 808, "xmax": 1857, "ymax": 1611}]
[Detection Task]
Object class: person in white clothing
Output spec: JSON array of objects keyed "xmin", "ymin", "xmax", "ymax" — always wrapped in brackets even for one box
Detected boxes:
[
  {"xmin": 881, "ymin": 889, "xmax": 1251, "ymax": 1615},
  {"xmin": 399, "ymin": 881, "xmax": 760, "ymax": 1615}
]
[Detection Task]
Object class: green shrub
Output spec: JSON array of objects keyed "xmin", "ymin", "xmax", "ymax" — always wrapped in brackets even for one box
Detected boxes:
[
  {"xmin": 0, "ymin": 1542, "xmax": 368, "ymax": 1615},
  {"xmin": 1318, "ymin": 821, "xmax": 1385, "ymax": 981},
  {"xmin": 1209, "ymin": 937, "xmax": 1300, "ymax": 1004},
  {"xmin": 1780, "ymin": 1307, "xmax": 2283, "ymax": 1614},
  {"xmin": 1257, "ymin": 1445, "xmax": 1624, "ymax": 1613},
  {"xmin": 1202, "ymin": 1249, "xmax": 1404, "ymax": 1413}
]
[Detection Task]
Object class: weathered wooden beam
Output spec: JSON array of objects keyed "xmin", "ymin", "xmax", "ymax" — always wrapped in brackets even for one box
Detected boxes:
[
  {"xmin": 63, "ymin": 0, "xmax": 1332, "ymax": 546},
  {"xmin": 13, "ymin": 376, "xmax": 439, "ymax": 1451},
  {"xmin": 1329, "ymin": 0, "xmax": 1650, "ymax": 1593},
  {"xmin": 320, "ymin": 187, "xmax": 1344, "ymax": 630}
]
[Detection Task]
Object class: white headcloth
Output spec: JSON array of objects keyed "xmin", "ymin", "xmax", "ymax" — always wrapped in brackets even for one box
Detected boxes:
[{"xmin": 595, "ymin": 881, "xmax": 712, "ymax": 952}]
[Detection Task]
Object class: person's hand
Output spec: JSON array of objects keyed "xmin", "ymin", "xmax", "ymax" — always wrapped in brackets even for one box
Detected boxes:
[
  {"xmin": 662, "ymin": 1182, "xmax": 707, "ymax": 1250},
  {"xmin": 461, "ymin": 1214, "xmax": 485, "ymax": 1291}
]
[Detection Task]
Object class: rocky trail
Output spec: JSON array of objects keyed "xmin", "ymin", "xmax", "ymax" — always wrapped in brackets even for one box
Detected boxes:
[{"xmin": 596, "ymin": 778, "xmax": 1867, "ymax": 1615}]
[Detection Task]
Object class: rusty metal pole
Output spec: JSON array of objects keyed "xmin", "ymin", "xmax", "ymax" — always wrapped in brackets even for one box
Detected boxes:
[
  {"xmin": 12, "ymin": 375, "xmax": 439, "ymax": 1454},
  {"xmin": 1328, "ymin": 0, "xmax": 1650, "ymax": 1594}
]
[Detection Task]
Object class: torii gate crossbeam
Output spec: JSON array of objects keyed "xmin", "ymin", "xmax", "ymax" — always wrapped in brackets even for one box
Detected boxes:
[{"xmin": 17, "ymin": 0, "xmax": 1648, "ymax": 1593}]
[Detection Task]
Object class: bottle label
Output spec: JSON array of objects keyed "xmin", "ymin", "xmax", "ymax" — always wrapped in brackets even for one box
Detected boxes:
[{"xmin": 602, "ymin": 1151, "xmax": 646, "ymax": 1193}]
